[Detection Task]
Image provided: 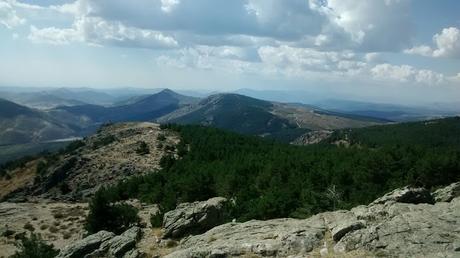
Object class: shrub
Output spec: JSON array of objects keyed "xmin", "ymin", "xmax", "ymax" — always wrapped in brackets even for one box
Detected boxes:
[
  {"xmin": 85, "ymin": 188, "xmax": 140, "ymax": 235},
  {"xmin": 136, "ymin": 141, "xmax": 150, "ymax": 155},
  {"xmin": 157, "ymin": 134, "xmax": 166, "ymax": 141},
  {"xmin": 92, "ymin": 135, "xmax": 116, "ymax": 149},
  {"xmin": 150, "ymin": 211, "xmax": 164, "ymax": 228},
  {"xmin": 12, "ymin": 233, "xmax": 59, "ymax": 258}
]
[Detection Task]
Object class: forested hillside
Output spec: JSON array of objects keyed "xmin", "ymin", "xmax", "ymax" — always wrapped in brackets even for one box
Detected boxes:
[
  {"xmin": 102, "ymin": 117, "xmax": 460, "ymax": 222},
  {"xmin": 327, "ymin": 117, "xmax": 460, "ymax": 147}
]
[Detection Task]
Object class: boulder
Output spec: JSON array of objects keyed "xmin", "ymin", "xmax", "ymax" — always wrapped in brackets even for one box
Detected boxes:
[
  {"xmin": 371, "ymin": 186, "xmax": 434, "ymax": 205},
  {"xmin": 58, "ymin": 227, "xmax": 142, "ymax": 258},
  {"xmin": 164, "ymin": 216, "xmax": 326, "ymax": 258},
  {"xmin": 335, "ymin": 197, "xmax": 460, "ymax": 257},
  {"xmin": 57, "ymin": 231, "xmax": 115, "ymax": 258},
  {"xmin": 433, "ymin": 182, "xmax": 460, "ymax": 202},
  {"xmin": 103, "ymin": 227, "xmax": 141, "ymax": 258},
  {"xmin": 162, "ymin": 197, "xmax": 230, "ymax": 238},
  {"xmin": 166, "ymin": 189, "xmax": 460, "ymax": 258}
]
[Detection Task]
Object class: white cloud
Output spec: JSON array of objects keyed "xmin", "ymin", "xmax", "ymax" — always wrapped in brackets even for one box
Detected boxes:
[
  {"xmin": 405, "ymin": 27, "xmax": 460, "ymax": 59},
  {"xmin": 0, "ymin": 0, "xmax": 26, "ymax": 28},
  {"xmin": 432, "ymin": 27, "xmax": 460, "ymax": 58},
  {"xmin": 28, "ymin": 25, "xmax": 82, "ymax": 45},
  {"xmin": 309, "ymin": 0, "xmax": 412, "ymax": 51},
  {"xmin": 28, "ymin": 17, "xmax": 179, "ymax": 49},
  {"xmin": 371, "ymin": 64, "xmax": 444, "ymax": 85}
]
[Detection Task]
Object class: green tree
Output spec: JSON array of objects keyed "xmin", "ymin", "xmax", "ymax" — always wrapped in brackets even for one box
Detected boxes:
[{"xmin": 12, "ymin": 233, "xmax": 59, "ymax": 258}]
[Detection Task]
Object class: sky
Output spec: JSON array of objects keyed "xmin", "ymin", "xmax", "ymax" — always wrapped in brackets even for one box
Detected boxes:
[{"xmin": 0, "ymin": 0, "xmax": 459, "ymax": 104}]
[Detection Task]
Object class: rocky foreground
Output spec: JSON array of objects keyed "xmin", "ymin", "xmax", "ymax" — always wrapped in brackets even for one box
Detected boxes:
[{"xmin": 43, "ymin": 182, "xmax": 460, "ymax": 258}]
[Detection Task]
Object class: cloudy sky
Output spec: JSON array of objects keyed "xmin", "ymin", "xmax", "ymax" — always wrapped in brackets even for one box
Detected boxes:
[{"xmin": 1, "ymin": 0, "xmax": 459, "ymax": 104}]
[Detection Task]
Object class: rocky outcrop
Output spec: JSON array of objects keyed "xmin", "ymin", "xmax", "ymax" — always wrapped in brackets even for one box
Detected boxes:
[
  {"xmin": 165, "ymin": 216, "xmax": 327, "ymax": 258},
  {"xmin": 57, "ymin": 230, "xmax": 115, "ymax": 258},
  {"xmin": 433, "ymin": 182, "xmax": 460, "ymax": 202},
  {"xmin": 370, "ymin": 186, "xmax": 434, "ymax": 205},
  {"xmin": 162, "ymin": 197, "xmax": 231, "ymax": 238},
  {"xmin": 292, "ymin": 130, "xmax": 333, "ymax": 145},
  {"xmin": 166, "ymin": 184, "xmax": 460, "ymax": 258},
  {"xmin": 3, "ymin": 122, "xmax": 179, "ymax": 202},
  {"xmin": 58, "ymin": 227, "xmax": 142, "ymax": 258}
]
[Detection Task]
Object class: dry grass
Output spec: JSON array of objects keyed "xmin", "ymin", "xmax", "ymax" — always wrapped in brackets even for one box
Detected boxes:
[{"xmin": 0, "ymin": 159, "xmax": 39, "ymax": 199}]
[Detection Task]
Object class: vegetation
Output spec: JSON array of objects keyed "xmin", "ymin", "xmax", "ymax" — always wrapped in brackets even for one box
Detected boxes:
[
  {"xmin": 157, "ymin": 134, "xmax": 166, "ymax": 141},
  {"xmin": 97, "ymin": 119, "xmax": 460, "ymax": 222},
  {"xmin": 85, "ymin": 187, "xmax": 140, "ymax": 234},
  {"xmin": 92, "ymin": 135, "xmax": 116, "ymax": 149},
  {"xmin": 12, "ymin": 233, "xmax": 59, "ymax": 258},
  {"xmin": 150, "ymin": 211, "xmax": 164, "ymax": 228},
  {"xmin": 136, "ymin": 141, "xmax": 150, "ymax": 155}
]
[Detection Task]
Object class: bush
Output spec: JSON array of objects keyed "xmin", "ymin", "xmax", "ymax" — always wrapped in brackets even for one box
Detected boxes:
[
  {"xmin": 92, "ymin": 135, "xmax": 116, "ymax": 149},
  {"xmin": 12, "ymin": 233, "xmax": 59, "ymax": 258},
  {"xmin": 85, "ymin": 188, "xmax": 140, "ymax": 235},
  {"xmin": 136, "ymin": 141, "xmax": 150, "ymax": 155},
  {"xmin": 157, "ymin": 134, "xmax": 166, "ymax": 141},
  {"xmin": 36, "ymin": 161, "xmax": 48, "ymax": 176},
  {"xmin": 150, "ymin": 211, "xmax": 164, "ymax": 228}
]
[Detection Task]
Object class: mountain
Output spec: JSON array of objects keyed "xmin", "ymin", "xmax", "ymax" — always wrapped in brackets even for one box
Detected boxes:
[
  {"xmin": 157, "ymin": 93, "xmax": 386, "ymax": 141},
  {"xmin": 0, "ymin": 99, "xmax": 79, "ymax": 146},
  {"xmin": 56, "ymin": 89, "xmax": 199, "ymax": 123},
  {"xmin": 47, "ymin": 88, "xmax": 116, "ymax": 106},
  {"xmin": 314, "ymin": 99, "xmax": 459, "ymax": 122},
  {"xmin": 0, "ymin": 91, "xmax": 86, "ymax": 109}
]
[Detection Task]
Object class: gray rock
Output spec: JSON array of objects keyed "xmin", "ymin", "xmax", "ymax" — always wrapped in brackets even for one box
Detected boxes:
[
  {"xmin": 106, "ymin": 227, "xmax": 141, "ymax": 258},
  {"xmin": 335, "ymin": 196, "xmax": 460, "ymax": 257},
  {"xmin": 166, "ymin": 186, "xmax": 460, "ymax": 258},
  {"xmin": 433, "ymin": 182, "xmax": 460, "ymax": 202},
  {"xmin": 323, "ymin": 210, "xmax": 365, "ymax": 242},
  {"xmin": 165, "ymin": 216, "xmax": 326, "ymax": 258},
  {"xmin": 122, "ymin": 249, "xmax": 141, "ymax": 258},
  {"xmin": 57, "ymin": 231, "xmax": 115, "ymax": 258},
  {"xmin": 163, "ymin": 197, "xmax": 230, "ymax": 238},
  {"xmin": 371, "ymin": 186, "xmax": 434, "ymax": 205}
]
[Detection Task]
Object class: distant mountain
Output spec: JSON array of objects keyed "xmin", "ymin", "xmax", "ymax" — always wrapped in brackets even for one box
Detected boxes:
[
  {"xmin": 313, "ymin": 99, "xmax": 459, "ymax": 122},
  {"xmin": 56, "ymin": 89, "xmax": 199, "ymax": 123},
  {"xmin": 0, "ymin": 91, "xmax": 86, "ymax": 109},
  {"xmin": 0, "ymin": 99, "xmax": 78, "ymax": 145},
  {"xmin": 47, "ymin": 88, "xmax": 116, "ymax": 106},
  {"xmin": 157, "ymin": 93, "xmax": 385, "ymax": 141}
]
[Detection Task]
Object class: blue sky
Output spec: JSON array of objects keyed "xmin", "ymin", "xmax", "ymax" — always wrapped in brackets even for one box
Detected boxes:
[{"xmin": 0, "ymin": 0, "xmax": 459, "ymax": 104}]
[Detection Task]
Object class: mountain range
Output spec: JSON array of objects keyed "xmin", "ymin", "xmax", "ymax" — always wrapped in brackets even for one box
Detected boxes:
[{"xmin": 4, "ymin": 87, "xmax": 460, "ymax": 165}]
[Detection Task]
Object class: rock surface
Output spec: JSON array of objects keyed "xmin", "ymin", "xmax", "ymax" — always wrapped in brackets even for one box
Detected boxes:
[
  {"xmin": 57, "ymin": 230, "xmax": 115, "ymax": 258},
  {"xmin": 165, "ymin": 216, "xmax": 326, "ymax": 258},
  {"xmin": 166, "ymin": 184, "xmax": 460, "ymax": 258},
  {"xmin": 162, "ymin": 197, "xmax": 230, "ymax": 238},
  {"xmin": 433, "ymin": 182, "xmax": 460, "ymax": 202},
  {"xmin": 58, "ymin": 227, "xmax": 142, "ymax": 258},
  {"xmin": 370, "ymin": 186, "xmax": 434, "ymax": 205}
]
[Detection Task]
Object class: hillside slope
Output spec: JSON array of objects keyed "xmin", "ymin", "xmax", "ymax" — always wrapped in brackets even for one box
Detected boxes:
[
  {"xmin": 1, "ymin": 122, "xmax": 178, "ymax": 201},
  {"xmin": 157, "ymin": 93, "xmax": 384, "ymax": 141},
  {"xmin": 0, "ymin": 99, "xmax": 78, "ymax": 145}
]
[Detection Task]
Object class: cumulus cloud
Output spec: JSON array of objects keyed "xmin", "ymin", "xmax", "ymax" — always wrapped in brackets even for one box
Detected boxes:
[
  {"xmin": 405, "ymin": 27, "xmax": 460, "ymax": 59},
  {"xmin": 309, "ymin": 0, "xmax": 413, "ymax": 51},
  {"xmin": 28, "ymin": 17, "xmax": 179, "ymax": 49},
  {"xmin": 258, "ymin": 45, "xmax": 363, "ymax": 74},
  {"xmin": 371, "ymin": 64, "xmax": 445, "ymax": 85},
  {"xmin": 28, "ymin": 25, "xmax": 82, "ymax": 45},
  {"xmin": 0, "ymin": 0, "xmax": 26, "ymax": 28}
]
